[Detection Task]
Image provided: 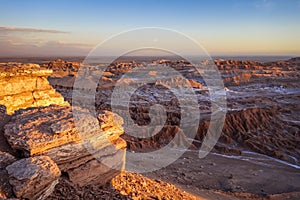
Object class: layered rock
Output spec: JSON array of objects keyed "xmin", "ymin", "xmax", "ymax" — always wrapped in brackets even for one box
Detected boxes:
[
  {"xmin": 4, "ymin": 105, "xmax": 81, "ymax": 157},
  {"xmin": 4, "ymin": 105, "xmax": 126, "ymax": 187},
  {"xmin": 6, "ymin": 156, "xmax": 61, "ymax": 200},
  {"xmin": 0, "ymin": 61, "xmax": 126, "ymax": 192},
  {"xmin": 0, "ymin": 63, "xmax": 69, "ymax": 114}
]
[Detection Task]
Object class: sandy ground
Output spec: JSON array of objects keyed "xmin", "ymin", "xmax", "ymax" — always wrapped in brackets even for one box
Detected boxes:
[{"xmin": 144, "ymin": 150, "xmax": 300, "ymax": 199}]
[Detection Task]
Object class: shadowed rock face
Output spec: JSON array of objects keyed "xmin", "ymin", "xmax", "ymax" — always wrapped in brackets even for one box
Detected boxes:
[
  {"xmin": 0, "ymin": 151, "xmax": 16, "ymax": 199},
  {"xmin": 3, "ymin": 105, "xmax": 126, "ymax": 189},
  {"xmin": 0, "ymin": 151, "xmax": 16, "ymax": 170},
  {"xmin": 196, "ymin": 107, "xmax": 300, "ymax": 164},
  {"xmin": 0, "ymin": 63, "xmax": 69, "ymax": 114},
  {"xmin": 6, "ymin": 156, "xmax": 61, "ymax": 200}
]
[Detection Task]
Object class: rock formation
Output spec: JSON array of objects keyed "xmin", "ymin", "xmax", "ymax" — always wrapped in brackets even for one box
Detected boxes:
[
  {"xmin": 47, "ymin": 59, "xmax": 80, "ymax": 73},
  {"xmin": 45, "ymin": 59, "xmax": 81, "ymax": 78},
  {"xmin": 0, "ymin": 62, "xmax": 127, "ymax": 199},
  {"xmin": 0, "ymin": 63, "xmax": 69, "ymax": 114},
  {"xmin": 3, "ymin": 105, "xmax": 126, "ymax": 192}
]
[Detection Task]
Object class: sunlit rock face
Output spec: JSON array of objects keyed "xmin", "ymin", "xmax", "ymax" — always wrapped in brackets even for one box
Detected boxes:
[
  {"xmin": 4, "ymin": 105, "xmax": 126, "ymax": 187},
  {"xmin": 0, "ymin": 62, "xmax": 126, "ymax": 198},
  {"xmin": 0, "ymin": 63, "xmax": 69, "ymax": 114}
]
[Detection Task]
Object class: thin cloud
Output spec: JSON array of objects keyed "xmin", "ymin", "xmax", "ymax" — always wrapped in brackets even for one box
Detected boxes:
[
  {"xmin": 0, "ymin": 26, "xmax": 69, "ymax": 34},
  {"xmin": 0, "ymin": 39, "xmax": 93, "ymax": 57}
]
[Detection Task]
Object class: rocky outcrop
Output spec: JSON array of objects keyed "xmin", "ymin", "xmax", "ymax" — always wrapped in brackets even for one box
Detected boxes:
[
  {"xmin": 0, "ymin": 61, "xmax": 126, "ymax": 196},
  {"xmin": 6, "ymin": 156, "xmax": 61, "ymax": 200},
  {"xmin": 4, "ymin": 105, "xmax": 126, "ymax": 188},
  {"xmin": 0, "ymin": 63, "xmax": 69, "ymax": 114},
  {"xmin": 47, "ymin": 59, "xmax": 80, "ymax": 73}
]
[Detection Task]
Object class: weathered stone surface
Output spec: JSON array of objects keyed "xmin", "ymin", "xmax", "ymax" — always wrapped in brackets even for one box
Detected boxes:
[
  {"xmin": 0, "ymin": 151, "xmax": 16, "ymax": 169},
  {"xmin": 6, "ymin": 156, "xmax": 61, "ymax": 200},
  {"xmin": 0, "ymin": 63, "xmax": 69, "ymax": 114},
  {"xmin": 43, "ymin": 133, "xmax": 126, "ymax": 172},
  {"xmin": 4, "ymin": 104, "xmax": 125, "ymax": 157},
  {"xmin": 67, "ymin": 145, "xmax": 125, "ymax": 187},
  {"xmin": 0, "ymin": 169, "xmax": 14, "ymax": 199},
  {"xmin": 4, "ymin": 105, "xmax": 126, "ymax": 187},
  {"xmin": 4, "ymin": 105, "xmax": 80, "ymax": 157}
]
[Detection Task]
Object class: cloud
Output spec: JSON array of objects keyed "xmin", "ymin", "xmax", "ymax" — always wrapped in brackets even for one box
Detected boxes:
[
  {"xmin": 0, "ymin": 40, "xmax": 93, "ymax": 57},
  {"xmin": 0, "ymin": 26, "xmax": 85, "ymax": 56},
  {"xmin": 0, "ymin": 26, "xmax": 69, "ymax": 34}
]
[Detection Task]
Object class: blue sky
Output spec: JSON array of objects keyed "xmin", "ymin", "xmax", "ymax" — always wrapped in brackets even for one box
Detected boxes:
[{"xmin": 0, "ymin": 0, "xmax": 299, "ymax": 56}]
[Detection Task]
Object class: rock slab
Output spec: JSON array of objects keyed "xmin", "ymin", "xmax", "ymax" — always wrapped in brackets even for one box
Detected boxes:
[
  {"xmin": 6, "ymin": 156, "xmax": 61, "ymax": 200},
  {"xmin": 4, "ymin": 105, "xmax": 126, "ymax": 187}
]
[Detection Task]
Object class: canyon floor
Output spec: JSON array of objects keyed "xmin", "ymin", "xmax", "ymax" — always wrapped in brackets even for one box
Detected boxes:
[{"xmin": 0, "ymin": 56, "xmax": 299, "ymax": 199}]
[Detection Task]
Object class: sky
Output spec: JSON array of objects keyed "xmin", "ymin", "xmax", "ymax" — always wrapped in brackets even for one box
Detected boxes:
[{"xmin": 0, "ymin": 0, "xmax": 300, "ymax": 57}]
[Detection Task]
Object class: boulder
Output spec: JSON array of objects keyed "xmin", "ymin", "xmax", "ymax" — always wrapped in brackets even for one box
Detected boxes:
[{"xmin": 6, "ymin": 156, "xmax": 61, "ymax": 200}]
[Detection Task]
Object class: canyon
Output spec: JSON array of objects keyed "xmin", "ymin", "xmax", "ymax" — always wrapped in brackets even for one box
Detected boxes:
[{"xmin": 0, "ymin": 57, "xmax": 299, "ymax": 199}]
